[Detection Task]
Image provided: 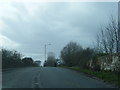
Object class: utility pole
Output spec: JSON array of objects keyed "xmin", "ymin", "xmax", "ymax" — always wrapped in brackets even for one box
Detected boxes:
[
  {"xmin": 44, "ymin": 44, "xmax": 51, "ymax": 61},
  {"xmin": 45, "ymin": 44, "xmax": 46, "ymax": 61}
]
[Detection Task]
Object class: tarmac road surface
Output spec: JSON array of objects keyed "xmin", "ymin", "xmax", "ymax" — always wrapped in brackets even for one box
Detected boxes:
[{"xmin": 2, "ymin": 67, "xmax": 115, "ymax": 88}]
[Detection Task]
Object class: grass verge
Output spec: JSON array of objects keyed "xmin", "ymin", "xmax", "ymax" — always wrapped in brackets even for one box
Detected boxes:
[{"xmin": 62, "ymin": 66, "xmax": 119, "ymax": 87}]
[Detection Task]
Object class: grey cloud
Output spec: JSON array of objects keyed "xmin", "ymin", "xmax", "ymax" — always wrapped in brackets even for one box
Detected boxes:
[{"xmin": 1, "ymin": 2, "xmax": 118, "ymax": 61}]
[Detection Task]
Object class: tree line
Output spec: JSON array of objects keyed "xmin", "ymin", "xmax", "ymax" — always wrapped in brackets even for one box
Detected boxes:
[
  {"xmin": 60, "ymin": 42, "xmax": 95, "ymax": 68},
  {"xmin": 2, "ymin": 48, "xmax": 38, "ymax": 69}
]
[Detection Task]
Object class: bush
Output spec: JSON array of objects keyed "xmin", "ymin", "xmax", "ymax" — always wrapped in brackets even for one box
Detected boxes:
[
  {"xmin": 2, "ymin": 48, "xmax": 38, "ymax": 68},
  {"xmin": 2, "ymin": 49, "xmax": 23, "ymax": 68}
]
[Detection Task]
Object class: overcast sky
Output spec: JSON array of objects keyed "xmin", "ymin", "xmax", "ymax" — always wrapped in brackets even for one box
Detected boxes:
[{"xmin": 0, "ymin": 2, "xmax": 118, "ymax": 63}]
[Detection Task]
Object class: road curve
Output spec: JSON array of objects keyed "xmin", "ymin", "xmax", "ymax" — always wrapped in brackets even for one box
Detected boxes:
[{"xmin": 2, "ymin": 67, "xmax": 114, "ymax": 88}]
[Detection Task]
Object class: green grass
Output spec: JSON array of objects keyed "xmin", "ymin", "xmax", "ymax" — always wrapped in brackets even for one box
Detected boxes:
[{"xmin": 62, "ymin": 66, "xmax": 119, "ymax": 86}]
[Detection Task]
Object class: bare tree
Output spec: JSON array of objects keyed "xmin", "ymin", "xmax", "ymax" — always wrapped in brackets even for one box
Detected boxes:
[
  {"xmin": 96, "ymin": 16, "xmax": 119, "ymax": 54},
  {"xmin": 108, "ymin": 16, "xmax": 118, "ymax": 53},
  {"xmin": 118, "ymin": 21, "xmax": 120, "ymax": 53},
  {"xmin": 95, "ymin": 16, "xmax": 119, "ymax": 72}
]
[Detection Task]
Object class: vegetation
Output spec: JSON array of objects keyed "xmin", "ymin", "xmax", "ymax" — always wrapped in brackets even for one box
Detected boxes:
[
  {"xmin": 60, "ymin": 16, "xmax": 120, "ymax": 72},
  {"xmin": 94, "ymin": 16, "xmax": 120, "ymax": 72},
  {"xmin": 22, "ymin": 57, "xmax": 38, "ymax": 67},
  {"xmin": 2, "ymin": 48, "xmax": 38, "ymax": 69},
  {"xmin": 96, "ymin": 16, "xmax": 119, "ymax": 54},
  {"xmin": 60, "ymin": 41, "xmax": 95, "ymax": 68},
  {"xmin": 59, "ymin": 16, "xmax": 119, "ymax": 86}
]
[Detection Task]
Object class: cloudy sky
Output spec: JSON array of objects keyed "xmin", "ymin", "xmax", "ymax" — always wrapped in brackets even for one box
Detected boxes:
[{"xmin": 0, "ymin": 2, "xmax": 118, "ymax": 63}]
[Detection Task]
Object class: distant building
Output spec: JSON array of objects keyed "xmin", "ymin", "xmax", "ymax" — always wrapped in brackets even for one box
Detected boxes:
[{"xmin": 34, "ymin": 60, "xmax": 41, "ymax": 66}]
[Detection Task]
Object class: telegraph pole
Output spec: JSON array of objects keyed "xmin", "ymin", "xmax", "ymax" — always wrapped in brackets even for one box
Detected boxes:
[
  {"xmin": 44, "ymin": 44, "xmax": 51, "ymax": 61},
  {"xmin": 45, "ymin": 44, "xmax": 46, "ymax": 61}
]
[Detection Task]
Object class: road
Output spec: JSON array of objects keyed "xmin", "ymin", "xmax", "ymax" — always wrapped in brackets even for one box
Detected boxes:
[{"xmin": 2, "ymin": 67, "xmax": 114, "ymax": 88}]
